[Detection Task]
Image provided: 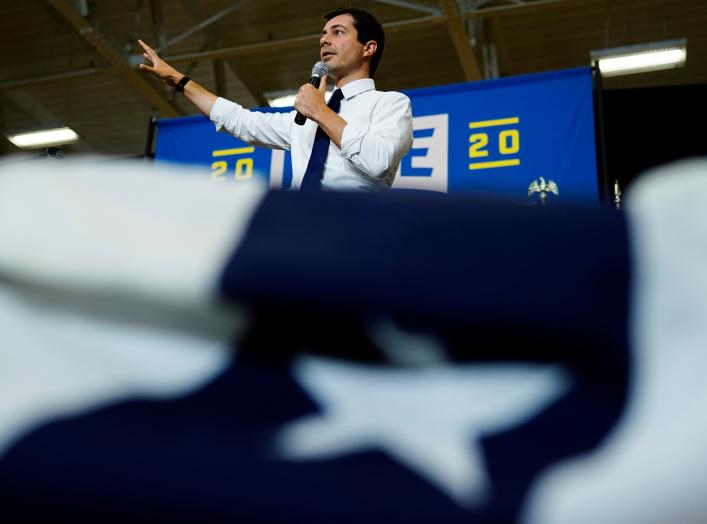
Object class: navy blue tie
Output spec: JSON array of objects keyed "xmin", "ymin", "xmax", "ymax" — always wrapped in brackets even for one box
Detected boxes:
[{"xmin": 300, "ymin": 89, "xmax": 344, "ymax": 191}]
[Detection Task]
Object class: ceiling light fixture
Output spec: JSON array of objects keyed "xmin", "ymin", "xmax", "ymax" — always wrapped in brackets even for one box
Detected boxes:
[
  {"xmin": 266, "ymin": 90, "xmax": 335, "ymax": 108},
  {"xmin": 8, "ymin": 127, "xmax": 80, "ymax": 149},
  {"xmin": 591, "ymin": 38, "xmax": 687, "ymax": 77},
  {"xmin": 266, "ymin": 92, "xmax": 298, "ymax": 108}
]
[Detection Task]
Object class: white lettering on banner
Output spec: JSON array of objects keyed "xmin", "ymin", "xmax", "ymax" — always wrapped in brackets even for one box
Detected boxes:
[
  {"xmin": 393, "ymin": 114, "xmax": 449, "ymax": 193},
  {"xmin": 269, "ymin": 149, "xmax": 286, "ymax": 189}
]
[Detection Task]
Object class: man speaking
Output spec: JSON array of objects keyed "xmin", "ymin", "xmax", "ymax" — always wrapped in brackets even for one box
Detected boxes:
[{"xmin": 139, "ymin": 7, "xmax": 413, "ymax": 191}]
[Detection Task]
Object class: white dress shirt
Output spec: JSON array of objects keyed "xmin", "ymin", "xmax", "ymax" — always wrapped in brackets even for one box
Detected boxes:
[{"xmin": 209, "ymin": 78, "xmax": 413, "ymax": 191}]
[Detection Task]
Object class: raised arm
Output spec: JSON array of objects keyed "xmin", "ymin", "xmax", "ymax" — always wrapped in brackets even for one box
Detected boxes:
[{"xmin": 137, "ymin": 39, "xmax": 217, "ymax": 116}]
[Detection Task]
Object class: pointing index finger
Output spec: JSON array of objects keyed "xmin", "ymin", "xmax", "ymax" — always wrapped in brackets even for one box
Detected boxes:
[{"xmin": 138, "ymin": 39, "xmax": 156, "ymax": 57}]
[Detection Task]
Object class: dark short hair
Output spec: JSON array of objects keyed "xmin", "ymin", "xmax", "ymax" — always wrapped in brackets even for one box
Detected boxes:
[{"xmin": 324, "ymin": 7, "xmax": 385, "ymax": 77}]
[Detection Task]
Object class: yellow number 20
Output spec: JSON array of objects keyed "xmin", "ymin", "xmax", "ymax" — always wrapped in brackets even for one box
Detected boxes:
[
  {"xmin": 211, "ymin": 161, "xmax": 227, "ymax": 181},
  {"xmin": 235, "ymin": 158, "xmax": 253, "ymax": 180},
  {"xmin": 469, "ymin": 133, "xmax": 489, "ymax": 158},
  {"xmin": 498, "ymin": 129, "xmax": 520, "ymax": 155}
]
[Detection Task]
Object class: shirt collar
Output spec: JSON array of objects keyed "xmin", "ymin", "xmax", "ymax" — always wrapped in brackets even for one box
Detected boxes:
[{"xmin": 340, "ymin": 78, "xmax": 375, "ymax": 100}]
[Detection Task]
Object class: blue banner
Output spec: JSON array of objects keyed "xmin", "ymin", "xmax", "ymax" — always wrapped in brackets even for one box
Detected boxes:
[{"xmin": 156, "ymin": 67, "xmax": 598, "ymax": 202}]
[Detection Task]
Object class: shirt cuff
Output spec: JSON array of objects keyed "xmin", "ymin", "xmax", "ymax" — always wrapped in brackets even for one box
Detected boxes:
[
  {"xmin": 210, "ymin": 97, "xmax": 242, "ymax": 132},
  {"xmin": 340, "ymin": 122, "xmax": 367, "ymax": 158}
]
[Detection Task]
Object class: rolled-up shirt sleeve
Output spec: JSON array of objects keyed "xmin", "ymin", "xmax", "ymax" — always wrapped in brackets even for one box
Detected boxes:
[
  {"xmin": 339, "ymin": 92, "xmax": 413, "ymax": 179},
  {"xmin": 210, "ymin": 97, "xmax": 294, "ymax": 151}
]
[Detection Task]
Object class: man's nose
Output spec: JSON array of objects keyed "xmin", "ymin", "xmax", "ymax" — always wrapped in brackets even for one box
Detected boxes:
[{"xmin": 320, "ymin": 33, "xmax": 330, "ymax": 47}]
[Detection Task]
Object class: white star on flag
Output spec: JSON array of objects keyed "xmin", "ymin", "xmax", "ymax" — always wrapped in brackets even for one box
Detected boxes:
[{"xmin": 276, "ymin": 357, "xmax": 572, "ymax": 508}]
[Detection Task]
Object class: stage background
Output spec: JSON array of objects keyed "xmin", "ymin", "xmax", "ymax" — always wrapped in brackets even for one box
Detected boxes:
[{"xmin": 156, "ymin": 67, "xmax": 598, "ymax": 202}]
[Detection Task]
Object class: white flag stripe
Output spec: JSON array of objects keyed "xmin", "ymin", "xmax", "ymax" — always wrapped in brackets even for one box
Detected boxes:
[
  {"xmin": 0, "ymin": 157, "xmax": 265, "ymax": 308},
  {"xmin": 523, "ymin": 159, "xmax": 707, "ymax": 524}
]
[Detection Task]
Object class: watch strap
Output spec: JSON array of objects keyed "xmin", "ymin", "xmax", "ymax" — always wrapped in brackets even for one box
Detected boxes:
[{"xmin": 175, "ymin": 75, "xmax": 191, "ymax": 93}]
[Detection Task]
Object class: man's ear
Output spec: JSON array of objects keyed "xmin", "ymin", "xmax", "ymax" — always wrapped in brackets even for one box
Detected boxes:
[{"xmin": 363, "ymin": 40, "xmax": 378, "ymax": 58}]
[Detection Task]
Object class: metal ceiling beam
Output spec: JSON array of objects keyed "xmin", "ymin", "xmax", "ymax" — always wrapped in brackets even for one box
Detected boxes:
[
  {"xmin": 165, "ymin": 15, "xmax": 444, "ymax": 64},
  {"xmin": 159, "ymin": 1, "xmax": 244, "ymax": 53},
  {"xmin": 479, "ymin": 18, "xmax": 499, "ymax": 79},
  {"xmin": 68, "ymin": 0, "xmax": 89, "ymax": 16},
  {"xmin": 0, "ymin": 68, "xmax": 110, "ymax": 89},
  {"xmin": 486, "ymin": 16, "xmax": 512, "ymax": 76},
  {"xmin": 124, "ymin": 0, "xmax": 144, "ymax": 55},
  {"xmin": 1, "ymin": 14, "xmax": 444, "ymax": 89},
  {"xmin": 371, "ymin": 0, "xmax": 442, "ymax": 16},
  {"xmin": 213, "ymin": 59, "xmax": 227, "ymax": 98},
  {"xmin": 465, "ymin": 0, "xmax": 572, "ymax": 18},
  {"xmin": 439, "ymin": 0, "xmax": 483, "ymax": 81},
  {"xmin": 223, "ymin": 59, "xmax": 268, "ymax": 106},
  {"xmin": 46, "ymin": 0, "xmax": 180, "ymax": 117},
  {"xmin": 2, "ymin": 90, "xmax": 64, "ymax": 129},
  {"xmin": 0, "ymin": 91, "xmax": 95, "ymax": 152},
  {"xmin": 177, "ymin": 0, "xmax": 267, "ymax": 107},
  {"xmin": 149, "ymin": 0, "xmax": 167, "ymax": 51}
]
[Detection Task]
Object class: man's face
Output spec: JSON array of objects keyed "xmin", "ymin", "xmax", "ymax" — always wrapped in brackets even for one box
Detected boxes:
[{"xmin": 320, "ymin": 14, "xmax": 367, "ymax": 79}]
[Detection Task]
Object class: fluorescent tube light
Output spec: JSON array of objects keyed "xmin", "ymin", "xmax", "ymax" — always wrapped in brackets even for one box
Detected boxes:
[
  {"xmin": 267, "ymin": 93, "xmax": 297, "ymax": 108},
  {"xmin": 591, "ymin": 39, "xmax": 687, "ymax": 77},
  {"xmin": 8, "ymin": 127, "xmax": 80, "ymax": 149},
  {"xmin": 266, "ymin": 90, "xmax": 334, "ymax": 108}
]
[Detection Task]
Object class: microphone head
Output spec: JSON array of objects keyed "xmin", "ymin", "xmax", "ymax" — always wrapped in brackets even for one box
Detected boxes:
[{"xmin": 311, "ymin": 61, "xmax": 328, "ymax": 78}]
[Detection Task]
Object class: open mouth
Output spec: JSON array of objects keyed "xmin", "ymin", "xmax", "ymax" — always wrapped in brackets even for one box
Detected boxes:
[{"xmin": 321, "ymin": 51, "xmax": 335, "ymax": 59}]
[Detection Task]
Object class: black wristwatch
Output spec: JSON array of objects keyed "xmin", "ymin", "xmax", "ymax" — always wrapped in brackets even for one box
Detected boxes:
[{"xmin": 175, "ymin": 75, "xmax": 191, "ymax": 92}]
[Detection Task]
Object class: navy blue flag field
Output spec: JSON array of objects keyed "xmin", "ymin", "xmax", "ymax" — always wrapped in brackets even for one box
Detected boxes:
[{"xmin": 0, "ymin": 158, "xmax": 706, "ymax": 523}]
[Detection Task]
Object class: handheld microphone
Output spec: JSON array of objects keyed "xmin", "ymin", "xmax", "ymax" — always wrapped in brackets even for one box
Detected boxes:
[{"xmin": 294, "ymin": 61, "xmax": 328, "ymax": 126}]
